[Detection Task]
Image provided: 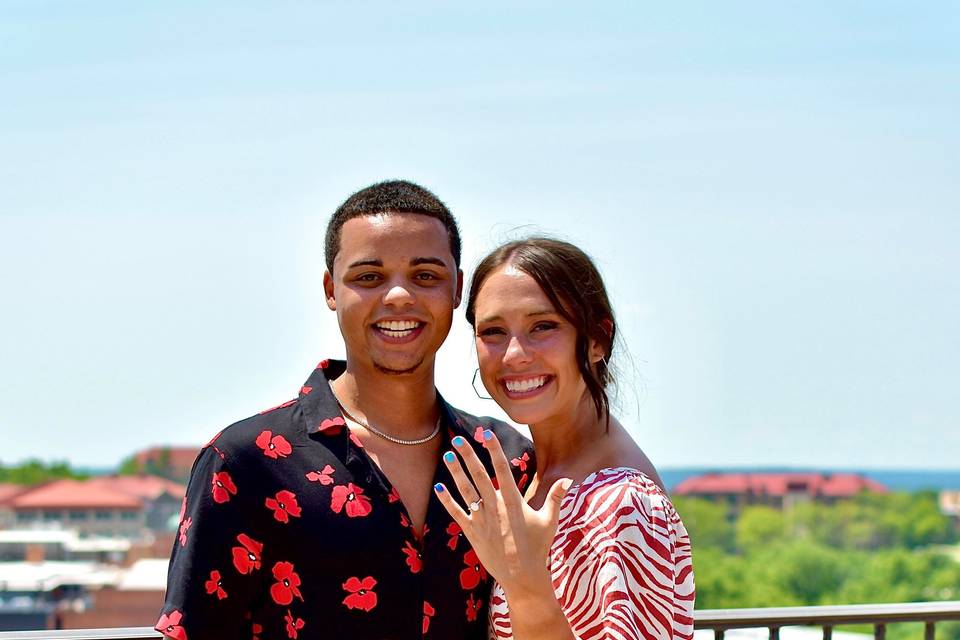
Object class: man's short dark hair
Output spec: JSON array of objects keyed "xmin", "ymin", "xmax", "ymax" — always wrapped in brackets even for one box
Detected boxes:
[{"xmin": 324, "ymin": 180, "xmax": 462, "ymax": 273}]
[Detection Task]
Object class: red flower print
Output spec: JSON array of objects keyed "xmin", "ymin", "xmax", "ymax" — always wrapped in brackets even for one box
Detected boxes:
[
  {"xmin": 518, "ymin": 473, "xmax": 529, "ymax": 492},
  {"xmin": 331, "ymin": 483, "xmax": 373, "ymax": 518},
  {"xmin": 316, "ymin": 359, "xmax": 329, "ymax": 369},
  {"xmin": 446, "ymin": 521, "xmax": 463, "ymax": 550},
  {"xmin": 231, "ymin": 533, "xmax": 263, "ymax": 574},
  {"xmin": 205, "ymin": 429, "xmax": 224, "ymax": 447},
  {"xmin": 510, "ymin": 452, "xmax": 530, "ymax": 472},
  {"xmin": 466, "ymin": 594, "xmax": 483, "ymax": 622},
  {"xmin": 459, "ymin": 549, "xmax": 488, "ymax": 590},
  {"xmin": 423, "ymin": 601, "xmax": 435, "ymax": 634},
  {"xmin": 155, "ymin": 610, "xmax": 188, "ymax": 640},
  {"xmin": 300, "ymin": 385, "xmax": 312, "ymax": 395},
  {"xmin": 402, "ymin": 540, "xmax": 422, "ymax": 573},
  {"xmin": 270, "ymin": 561, "xmax": 303, "ymax": 605},
  {"xmin": 342, "ymin": 576, "xmax": 378, "ymax": 612},
  {"xmin": 305, "ymin": 464, "xmax": 335, "ymax": 485},
  {"xmin": 178, "ymin": 517, "xmax": 192, "ymax": 547},
  {"xmin": 251, "ymin": 623, "xmax": 262, "ymax": 640},
  {"xmin": 265, "ymin": 490, "xmax": 302, "ymax": 523},
  {"xmin": 399, "ymin": 512, "xmax": 411, "ymax": 529},
  {"xmin": 259, "ymin": 399, "xmax": 297, "ymax": 415},
  {"xmin": 256, "ymin": 430, "xmax": 293, "ymax": 459},
  {"xmin": 318, "ymin": 416, "xmax": 346, "ymax": 433},
  {"xmin": 349, "ymin": 431, "xmax": 364, "ymax": 448},
  {"xmin": 473, "ymin": 426, "xmax": 485, "ymax": 443},
  {"xmin": 211, "ymin": 471, "xmax": 238, "ymax": 504},
  {"xmin": 204, "ymin": 570, "xmax": 227, "ymax": 600},
  {"xmin": 179, "ymin": 496, "xmax": 186, "ymax": 521},
  {"xmin": 284, "ymin": 610, "xmax": 305, "ymax": 639},
  {"xmin": 387, "ymin": 486, "xmax": 401, "ymax": 503}
]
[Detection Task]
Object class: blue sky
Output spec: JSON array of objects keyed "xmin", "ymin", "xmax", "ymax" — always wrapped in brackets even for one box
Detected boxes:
[{"xmin": 1, "ymin": 2, "xmax": 957, "ymax": 469}]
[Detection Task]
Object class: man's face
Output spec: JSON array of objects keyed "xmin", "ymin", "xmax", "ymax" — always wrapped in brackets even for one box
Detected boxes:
[{"xmin": 324, "ymin": 213, "xmax": 463, "ymax": 376}]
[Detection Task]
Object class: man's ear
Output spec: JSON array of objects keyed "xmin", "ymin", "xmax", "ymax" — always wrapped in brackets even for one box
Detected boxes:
[
  {"xmin": 323, "ymin": 270, "xmax": 337, "ymax": 311},
  {"xmin": 453, "ymin": 269, "xmax": 464, "ymax": 308}
]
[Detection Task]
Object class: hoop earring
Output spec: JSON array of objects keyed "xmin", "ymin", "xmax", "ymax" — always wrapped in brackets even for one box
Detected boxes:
[{"xmin": 472, "ymin": 368, "xmax": 493, "ymax": 400}]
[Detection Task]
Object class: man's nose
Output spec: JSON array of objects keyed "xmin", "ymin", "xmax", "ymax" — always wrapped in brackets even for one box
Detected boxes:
[{"xmin": 382, "ymin": 280, "xmax": 415, "ymax": 307}]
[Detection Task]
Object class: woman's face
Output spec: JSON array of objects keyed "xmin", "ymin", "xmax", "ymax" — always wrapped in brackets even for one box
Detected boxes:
[{"xmin": 472, "ymin": 264, "xmax": 590, "ymax": 427}]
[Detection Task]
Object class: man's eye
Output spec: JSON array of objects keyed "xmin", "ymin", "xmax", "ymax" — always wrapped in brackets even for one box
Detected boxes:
[
  {"xmin": 415, "ymin": 272, "xmax": 439, "ymax": 281},
  {"xmin": 356, "ymin": 273, "xmax": 380, "ymax": 282}
]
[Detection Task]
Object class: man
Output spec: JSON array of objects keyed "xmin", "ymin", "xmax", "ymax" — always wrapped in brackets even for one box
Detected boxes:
[{"xmin": 156, "ymin": 180, "xmax": 534, "ymax": 639}]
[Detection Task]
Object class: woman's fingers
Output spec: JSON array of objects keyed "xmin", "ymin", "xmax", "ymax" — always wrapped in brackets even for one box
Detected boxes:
[
  {"xmin": 542, "ymin": 477, "xmax": 574, "ymax": 530},
  {"xmin": 481, "ymin": 430, "xmax": 524, "ymax": 506},
  {"xmin": 441, "ymin": 448, "xmax": 482, "ymax": 508},
  {"xmin": 433, "ymin": 482, "xmax": 470, "ymax": 530},
  {"xmin": 449, "ymin": 435, "xmax": 498, "ymax": 505}
]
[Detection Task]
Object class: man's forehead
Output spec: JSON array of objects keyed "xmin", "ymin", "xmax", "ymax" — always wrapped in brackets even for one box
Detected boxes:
[{"xmin": 335, "ymin": 213, "xmax": 454, "ymax": 266}]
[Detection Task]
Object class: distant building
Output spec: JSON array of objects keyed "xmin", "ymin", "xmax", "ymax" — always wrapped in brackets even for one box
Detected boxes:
[
  {"xmin": 940, "ymin": 489, "xmax": 960, "ymax": 521},
  {"xmin": 673, "ymin": 472, "xmax": 889, "ymax": 515},
  {"xmin": 0, "ymin": 475, "xmax": 185, "ymax": 540},
  {"xmin": 0, "ymin": 484, "xmax": 29, "ymax": 529},
  {"xmin": 130, "ymin": 446, "xmax": 199, "ymax": 483}
]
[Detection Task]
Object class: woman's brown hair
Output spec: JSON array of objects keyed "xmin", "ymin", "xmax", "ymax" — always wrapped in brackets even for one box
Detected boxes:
[{"xmin": 465, "ymin": 237, "xmax": 617, "ymax": 426}]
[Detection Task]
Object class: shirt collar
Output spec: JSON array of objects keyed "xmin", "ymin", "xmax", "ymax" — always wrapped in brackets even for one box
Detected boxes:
[{"xmin": 299, "ymin": 359, "xmax": 474, "ymax": 441}]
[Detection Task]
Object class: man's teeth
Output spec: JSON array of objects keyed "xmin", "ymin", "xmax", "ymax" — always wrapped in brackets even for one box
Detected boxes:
[
  {"xmin": 376, "ymin": 320, "xmax": 421, "ymax": 336},
  {"xmin": 505, "ymin": 376, "xmax": 547, "ymax": 393}
]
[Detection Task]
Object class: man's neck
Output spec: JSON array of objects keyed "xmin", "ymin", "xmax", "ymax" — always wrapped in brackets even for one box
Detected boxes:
[{"xmin": 330, "ymin": 360, "xmax": 440, "ymax": 436}]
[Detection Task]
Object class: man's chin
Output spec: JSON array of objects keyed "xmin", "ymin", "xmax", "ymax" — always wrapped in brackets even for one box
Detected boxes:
[{"xmin": 373, "ymin": 358, "xmax": 426, "ymax": 376}]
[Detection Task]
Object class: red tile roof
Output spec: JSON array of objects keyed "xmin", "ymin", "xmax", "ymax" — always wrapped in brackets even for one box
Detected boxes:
[
  {"xmin": 673, "ymin": 472, "xmax": 888, "ymax": 498},
  {"xmin": 86, "ymin": 475, "xmax": 186, "ymax": 501},
  {"xmin": 0, "ymin": 483, "xmax": 30, "ymax": 505},
  {"xmin": 133, "ymin": 447, "xmax": 198, "ymax": 470},
  {"xmin": 9, "ymin": 479, "xmax": 143, "ymax": 509}
]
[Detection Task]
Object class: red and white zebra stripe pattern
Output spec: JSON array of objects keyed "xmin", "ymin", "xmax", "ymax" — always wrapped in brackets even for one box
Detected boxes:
[{"xmin": 488, "ymin": 467, "xmax": 695, "ymax": 640}]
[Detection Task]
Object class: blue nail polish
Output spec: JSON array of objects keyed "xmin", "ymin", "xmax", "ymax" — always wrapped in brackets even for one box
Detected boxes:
[
  {"xmin": 483, "ymin": 429, "xmax": 493, "ymax": 441},
  {"xmin": 443, "ymin": 451, "xmax": 456, "ymax": 463},
  {"xmin": 434, "ymin": 483, "xmax": 445, "ymax": 493},
  {"xmin": 452, "ymin": 436, "xmax": 466, "ymax": 447}
]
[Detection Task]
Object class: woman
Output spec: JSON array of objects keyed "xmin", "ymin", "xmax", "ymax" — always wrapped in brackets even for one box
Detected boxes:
[{"xmin": 434, "ymin": 238, "xmax": 695, "ymax": 640}]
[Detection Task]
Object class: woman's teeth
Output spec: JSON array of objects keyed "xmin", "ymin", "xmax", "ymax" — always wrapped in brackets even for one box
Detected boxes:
[{"xmin": 504, "ymin": 376, "xmax": 547, "ymax": 393}]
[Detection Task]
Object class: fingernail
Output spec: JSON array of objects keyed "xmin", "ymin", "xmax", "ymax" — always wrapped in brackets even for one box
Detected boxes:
[
  {"xmin": 452, "ymin": 436, "xmax": 466, "ymax": 447},
  {"xmin": 443, "ymin": 451, "xmax": 456, "ymax": 463},
  {"xmin": 483, "ymin": 430, "xmax": 493, "ymax": 441},
  {"xmin": 434, "ymin": 483, "xmax": 445, "ymax": 493}
]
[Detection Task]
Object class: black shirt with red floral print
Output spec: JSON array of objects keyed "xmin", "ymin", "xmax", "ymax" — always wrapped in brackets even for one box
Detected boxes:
[{"xmin": 156, "ymin": 359, "xmax": 535, "ymax": 640}]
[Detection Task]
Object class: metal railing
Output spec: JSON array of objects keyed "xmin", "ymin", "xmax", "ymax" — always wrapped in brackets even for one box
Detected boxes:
[
  {"xmin": 1, "ymin": 601, "xmax": 958, "ymax": 639},
  {"xmin": 695, "ymin": 601, "xmax": 960, "ymax": 640}
]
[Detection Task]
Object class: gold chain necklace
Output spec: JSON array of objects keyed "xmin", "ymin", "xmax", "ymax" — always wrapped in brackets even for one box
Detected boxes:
[{"xmin": 332, "ymin": 394, "xmax": 441, "ymax": 446}]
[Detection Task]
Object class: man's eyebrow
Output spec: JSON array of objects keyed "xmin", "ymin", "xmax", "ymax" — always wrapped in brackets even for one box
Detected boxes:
[
  {"xmin": 410, "ymin": 257, "xmax": 449, "ymax": 268},
  {"xmin": 346, "ymin": 259, "xmax": 383, "ymax": 269}
]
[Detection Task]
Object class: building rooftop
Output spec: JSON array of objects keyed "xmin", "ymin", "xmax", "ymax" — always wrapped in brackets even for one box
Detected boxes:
[
  {"xmin": 7, "ymin": 480, "xmax": 142, "ymax": 510},
  {"xmin": 673, "ymin": 472, "xmax": 888, "ymax": 498}
]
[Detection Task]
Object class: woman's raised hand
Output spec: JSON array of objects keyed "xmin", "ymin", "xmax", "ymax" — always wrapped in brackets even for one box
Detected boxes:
[{"xmin": 434, "ymin": 430, "xmax": 572, "ymax": 601}]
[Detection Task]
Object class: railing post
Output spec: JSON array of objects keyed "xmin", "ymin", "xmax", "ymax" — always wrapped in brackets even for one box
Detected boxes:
[
  {"xmin": 770, "ymin": 627, "xmax": 780, "ymax": 640},
  {"xmin": 714, "ymin": 629, "xmax": 725, "ymax": 640},
  {"xmin": 823, "ymin": 625, "xmax": 833, "ymax": 640},
  {"xmin": 925, "ymin": 622, "xmax": 936, "ymax": 640},
  {"xmin": 874, "ymin": 623, "xmax": 886, "ymax": 640}
]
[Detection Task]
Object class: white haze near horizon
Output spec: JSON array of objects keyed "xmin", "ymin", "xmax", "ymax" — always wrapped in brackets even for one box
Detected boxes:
[{"xmin": 1, "ymin": 2, "xmax": 958, "ymax": 469}]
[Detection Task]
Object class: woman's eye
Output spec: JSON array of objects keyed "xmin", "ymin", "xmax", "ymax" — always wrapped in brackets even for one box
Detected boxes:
[
  {"xmin": 533, "ymin": 321, "xmax": 558, "ymax": 332},
  {"xmin": 478, "ymin": 327, "xmax": 505, "ymax": 337}
]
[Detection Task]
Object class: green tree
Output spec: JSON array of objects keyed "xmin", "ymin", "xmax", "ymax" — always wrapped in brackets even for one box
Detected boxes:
[
  {"xmin": 673, "ymin": 497, "xmax": 735, "ymax": 552},
  {"xmin": 736, "ymin": 506, "xmax": 785, "ymax": 550}
]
